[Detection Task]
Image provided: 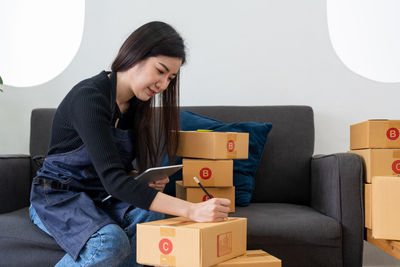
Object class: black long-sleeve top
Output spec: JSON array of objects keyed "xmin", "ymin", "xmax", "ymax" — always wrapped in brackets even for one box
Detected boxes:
[{"xmin": 47, "ymin": 71, "xmax": 158, "ymax": 210}]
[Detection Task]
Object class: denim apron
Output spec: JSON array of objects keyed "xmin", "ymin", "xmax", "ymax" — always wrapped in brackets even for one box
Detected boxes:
[{"xmin": 30, "ymin": 91, "xmax": 137, "ymax": 260}]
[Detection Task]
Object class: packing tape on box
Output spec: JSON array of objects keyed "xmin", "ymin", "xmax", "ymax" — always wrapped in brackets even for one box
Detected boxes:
[
  {"xmin": 160, "ymin": 227, "xmax": 176, "ymax": 237},
  {"xmin": 158, "ymin": 221, "xmax": 197, "ymax": 266},
  {"xmin": 160, "ymin": 254, "xmax": 176, "ymax": 266},
  {"xmin": 159, "ymin": 227, "xmax": 176, "ymax": 266},
  {"xmin": 226, "ymin": 134, "xmax": 237, "ymax": 157},
  {"xmin": 393, "ymin": 151, "xmax": 400, "ymax": 158}
]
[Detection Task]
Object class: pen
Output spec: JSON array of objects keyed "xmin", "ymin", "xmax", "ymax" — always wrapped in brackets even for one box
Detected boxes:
[
  {"xmin": 101, "ymin": 195, "xmax": 112, "ymax": 202},
  {"xmin": 193, "ymin": 176, "xmax": 213, "ymax": 199}
]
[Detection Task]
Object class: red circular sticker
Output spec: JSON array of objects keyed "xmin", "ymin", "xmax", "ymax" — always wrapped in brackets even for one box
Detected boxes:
[
  {"xmin": 226, "ymin": 140, "xmax": 235, "ymax": 152},
  {"xmin": 387, "ymin": 128, "xmax": 399, "ymax": 140},
  {"xmin": 392, "ymin": 160, "xmax": 400, "ymax": 174},
  {"xmin": 159, "ymin": 238, "xmax": 173, "ymax": 255},
  {"xmin": 200, "ymin": 167, "xmax": 212, "ymax": 180},
  {"xmin": 202, "ymin": 194, "xmax": 214, "ymax": 201}
]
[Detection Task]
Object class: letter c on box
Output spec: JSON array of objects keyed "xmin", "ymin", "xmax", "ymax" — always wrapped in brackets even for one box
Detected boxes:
[
  {"xmin": 159, "ymin": 238, "xmax": 173, "ymax": 255},
  {"xmin": 392, "ymin": 160, "xmax": 400, "ymax": 174}
]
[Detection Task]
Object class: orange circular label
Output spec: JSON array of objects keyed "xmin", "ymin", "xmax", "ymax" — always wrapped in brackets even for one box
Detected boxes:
[
  {"xmin": 387, "ymin": 128, "xmax": 399, "ymax": 140},
  {"xmin": 392, "ymin": 160, "xmax": 400, "ymax": 174},
  {"xmin": 200, "ymin": 167, "xmax": 212, "ymax": 180},
  {"xmin": 159, "ymin": 238, "xmax": 173, "ymax": 255},
  {"xmin": 202, "ymin": 194, "xmax": 214, "ymax": 201},
  {"xmin": 226, "ymin": 140, "xmax": 235, "ymax": 152}
]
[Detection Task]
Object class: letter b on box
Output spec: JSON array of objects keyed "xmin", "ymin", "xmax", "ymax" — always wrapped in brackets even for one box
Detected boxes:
[{"xmin": 387, "ymin": 128, "xmax": 400, "ymax": 140}]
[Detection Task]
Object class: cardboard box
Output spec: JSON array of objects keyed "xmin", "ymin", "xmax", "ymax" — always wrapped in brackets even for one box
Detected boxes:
[
  {"xmin": 177, "ymin": 131, "xmax": 249, "ymax": 159},
  {"xmin": 137, "ymin": 216, "xmax": 247, "ymax": 267},
  {"xmin": 371, "ymin": 176, "xmax": 400, "ymax": 240},
  {"xmin": 350, "ymin": 120, "xmax": 400, "ymax": 149},
  {"xmin": 365, "ymin": 183, "xmax": 371, "ymax": 229},
  {"xmin": 350, "ymin": 149, "xmax": 400, "ymax": 183},
  {"xmin": 183, "ymin": 158, "xmax": 233, "ymax": 187},
  {"xmin": 214, "ymin": 250, "xmax": 281, "ymax": 267},
  {"xmin": 176, "ymin": 181, "xmax": 235, "ymax": 212}
]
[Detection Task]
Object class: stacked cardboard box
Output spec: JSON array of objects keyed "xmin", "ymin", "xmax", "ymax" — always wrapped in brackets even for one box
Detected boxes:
[
  {"xmin": 350, "ymin": 120, "xmax": 400, "ymax": 239},
  {"xmin": 214, "ymin": 249, "xmax": 281, "ymax": 267},
  {"xmin": 136, "ymin": 130, "xmax": 281, "ymax": 266},
  {"xmin": 175, "ymin": 131, "xmax": 250, "ymax": 213},
  {"xmin": 137, "ymin": 217, "xmax": 247, "ymax": 266},
  {"xmin": 136, "ymin": 216, "xmax": 281, "ymax": 267}
]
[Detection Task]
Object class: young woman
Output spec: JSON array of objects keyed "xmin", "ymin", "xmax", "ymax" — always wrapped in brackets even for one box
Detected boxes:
[{"xmin": 29, "ymin": 21, "xmax": 230, "ymax": 267}]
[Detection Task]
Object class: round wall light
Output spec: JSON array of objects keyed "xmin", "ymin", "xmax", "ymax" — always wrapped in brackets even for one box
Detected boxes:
[
  {"xmin": 327, "ymin": 0, "xmax": 400, "ymax": 83},
  {"xmin": 0, "ymin": 0, "xmax": 85, "ymax": 87}
]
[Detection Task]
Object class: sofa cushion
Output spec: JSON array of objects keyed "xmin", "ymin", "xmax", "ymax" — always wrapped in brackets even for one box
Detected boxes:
[
  {"xmin": 31, "ymin": 106, "xmax": 315, "ymax": 205},
  {"xmin": 179, "ymin": 106, "xmax": 314, "ymax": 205},
  {"xmin": 0, "ymin": 207, "xmax": 64, "ymax": 267},
  {"xmin": 30, "ymin": 108, "xmax": 56, "ymax": 158},
  {"xmin": 164, "ymin": 110, "xmax": 272, "ymax": 206},
  {"xmin": 233, "ymin": 203, "xmax": 343, "ymax": 267},
  {"xmin": 0, "ymin": 155, "xmax": 31, "ymax": 213}
]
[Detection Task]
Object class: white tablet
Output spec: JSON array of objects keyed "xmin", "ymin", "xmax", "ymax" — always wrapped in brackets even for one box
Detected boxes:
[
  {"xmin": 134, "ymin": 164, "xmax": 183, "ymax": 184},
  {"xmin": 101, "ymin": 164, "xmax": 183, "ymax": 203}
]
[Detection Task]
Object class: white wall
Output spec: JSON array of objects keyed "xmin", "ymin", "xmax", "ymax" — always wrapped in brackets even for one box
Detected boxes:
[
  {"xmin": 2, "ymin": 0, "xmax": 400, "ymax": 156},
  {"xmin": 1, "ymin": 1, "xmax": 400, "ymax": 265},
  {"xmin": 1, "ymin": 0, "xmax": 400, "ymax": 155}
]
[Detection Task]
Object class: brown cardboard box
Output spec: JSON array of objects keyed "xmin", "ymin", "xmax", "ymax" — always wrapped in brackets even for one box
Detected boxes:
[
  {"xmin": 371, "ymin": 176, "xmax": 400, "ymax": 240},
  {"xmin": 365, "ymin": 183, "xmax": 371, "ymax": 229},
  {"xmin": 176, "ymin": 181, "xmax": 235, "ymax": 212},
  {"xmin": 350, "ymin": 120, "xmax": 400, "ymax": 149},
  {"xmin": 350, "ymin": 149, "xmax": 400, "ymax": 183},
  {"xmin": 214, "ymin": 249, "xmax": 281, "ymax": 267},
  {"xmin": 137, "ymin": 216, "xmax": 247, "ymax": 267},
  {"xmin": 183, "ymin": 158, "xmax": 233, "ymax": 187},
  {"xmin": 177, "ymin": 131, "xmax": 249, "ymax": 159}
]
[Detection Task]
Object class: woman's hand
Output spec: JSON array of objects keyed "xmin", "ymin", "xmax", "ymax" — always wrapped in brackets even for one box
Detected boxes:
[
  {"xmin": 149, "ymin": 193, "xmax": 231, "ymax": 223},
  {"xmin": 148, "ymin": 177, "xmax": 169, "ymax": 192},
  {"xmin": 187, "ymin": 198, "xmax": 231, "ymax": 222}
]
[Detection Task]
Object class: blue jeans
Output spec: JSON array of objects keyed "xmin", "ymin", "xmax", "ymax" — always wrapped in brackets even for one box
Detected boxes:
[{"xmin": 29, "ymin": 205, "xmax": 164, "ymax": 267}]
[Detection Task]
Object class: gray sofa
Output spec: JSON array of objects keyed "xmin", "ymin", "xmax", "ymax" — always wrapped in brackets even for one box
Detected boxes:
[{"xmin": 0, "ymin": 106, "xmax": 364, "ymax": 267}]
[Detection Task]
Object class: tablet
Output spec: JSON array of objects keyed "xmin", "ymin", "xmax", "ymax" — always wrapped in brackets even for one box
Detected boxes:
[
  {"xmin": 134, "ymin": 164, "xmax": 183, "ymax": 184},
  {"xmin": 101, "ymin": 164, "xmax": 183, "ymax": 203}
]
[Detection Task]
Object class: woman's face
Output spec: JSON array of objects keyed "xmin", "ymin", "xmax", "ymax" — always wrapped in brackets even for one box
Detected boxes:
[{"xmin": 126, "ymin": 55, "xmax": 182, "ymax": 101}]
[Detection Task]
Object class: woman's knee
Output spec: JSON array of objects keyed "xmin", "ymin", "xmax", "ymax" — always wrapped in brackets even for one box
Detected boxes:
[
  {"xmin": 146, "ymin": 210, "xmax": 165, "ymax": 221},
  {"xmin": 86, "ymin": 224, "xmax": 131, "ymax": 260}
]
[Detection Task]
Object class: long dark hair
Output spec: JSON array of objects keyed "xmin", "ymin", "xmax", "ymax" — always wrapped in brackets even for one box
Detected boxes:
[{"xmin": 111, "ymin": 21, "xmax": 186, "ymax": 172}]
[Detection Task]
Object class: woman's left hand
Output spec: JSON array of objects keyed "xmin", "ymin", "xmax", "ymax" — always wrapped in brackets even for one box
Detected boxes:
[{"xmin": 148, "ymin": 177, "xmax": 169, "ymax": 192}]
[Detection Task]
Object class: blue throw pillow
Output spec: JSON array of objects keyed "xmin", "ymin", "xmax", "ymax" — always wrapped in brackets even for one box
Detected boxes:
[{"xmin": 164, "ymin": 110, "xmax": 272, "ymax": 206}]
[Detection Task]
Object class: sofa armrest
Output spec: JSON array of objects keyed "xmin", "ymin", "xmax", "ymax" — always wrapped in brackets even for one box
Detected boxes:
[
  {"xmin": 0, "ymin": 154, "xmax": 32, "ymax": 213},
  {"xmin": 311, "ymin": 153, "xmax": 364, "ymax": 267}
]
